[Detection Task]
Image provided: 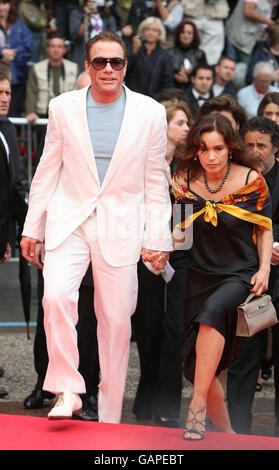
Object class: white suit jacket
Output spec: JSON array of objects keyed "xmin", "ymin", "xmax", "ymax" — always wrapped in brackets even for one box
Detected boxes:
[{"xmin": 22, "ymin": 84, "xmax": 173, "ymax": 267}]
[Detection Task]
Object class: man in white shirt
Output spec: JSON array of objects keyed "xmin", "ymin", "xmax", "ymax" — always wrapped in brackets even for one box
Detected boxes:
[
  {"xmin": 237, "ymin": 61, "xmax": 279, "ymax": 118},
  {"xmin": 185, "ymin": 64, "xmax": 214, "ymax": 119}
]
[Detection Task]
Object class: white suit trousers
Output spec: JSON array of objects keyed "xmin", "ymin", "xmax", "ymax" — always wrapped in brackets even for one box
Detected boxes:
[{"xmin": 42, "ymin": 213, "xmax": 138, "ymax": 423}]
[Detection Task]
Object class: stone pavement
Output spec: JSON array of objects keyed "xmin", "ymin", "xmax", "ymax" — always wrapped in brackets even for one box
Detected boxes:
[
  {"xmin": 0, "ymin": 329, "xmax": 277, "ymax": 438},
  {"xmin": 0, "ymin": 259, "xmax": 278, "ymax": 439}
]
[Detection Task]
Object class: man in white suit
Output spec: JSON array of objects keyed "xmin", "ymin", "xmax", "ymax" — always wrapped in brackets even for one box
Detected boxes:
[{"xmin": 20, "ymin": 32, "xmax": 173, "ymax": 424}]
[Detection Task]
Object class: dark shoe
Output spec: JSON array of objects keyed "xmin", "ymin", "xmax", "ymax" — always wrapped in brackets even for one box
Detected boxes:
[
  {"xmin": 72, "ymin": 394, "xmax": 98, "ymax": 421},
  {"xmin": 134, "ymin": 412, "xmax": 153, "ymax": 420},
  {"xmin": 0, "ymin": 367, "xmax": 4, "ymax": 377},
  {"xmin": 154, "ymin": 416, "xmax": 179, "ymax": 428},
  {"xmin": 0, "ymin": 389, "xmax": 8, "ymax": 398},
  {"xmin": 24, "ymin": 389, "xmax": 55, "ymax": 409},
  {"xmin": 132, "ymin": 406, "xmax": 152, "ymax": 421}
]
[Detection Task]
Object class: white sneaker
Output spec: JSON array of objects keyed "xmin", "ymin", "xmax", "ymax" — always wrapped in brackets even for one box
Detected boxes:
[{"xmin": 48, "ymin": 392, "xmax": 82, "ymax": 420}]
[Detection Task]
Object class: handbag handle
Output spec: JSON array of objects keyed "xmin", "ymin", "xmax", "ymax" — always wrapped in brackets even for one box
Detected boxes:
[
  {"xmin": 242, "ymin": 292, "xmax": 268, "ymax": 305},
  {"xmin": 243, "ymin": 293, "xmax": 256, "ymax": 304}
]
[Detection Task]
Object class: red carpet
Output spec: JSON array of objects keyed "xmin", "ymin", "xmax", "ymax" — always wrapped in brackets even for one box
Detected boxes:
[{"xmin": 1, "ymin": 414, "xmax": 279, "ymax": 451}]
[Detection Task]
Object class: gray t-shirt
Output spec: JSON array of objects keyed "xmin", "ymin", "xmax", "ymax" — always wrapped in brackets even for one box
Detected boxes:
[{"xmin": 86, "ymin": 87, "xmax": 126, "ymax": 185}]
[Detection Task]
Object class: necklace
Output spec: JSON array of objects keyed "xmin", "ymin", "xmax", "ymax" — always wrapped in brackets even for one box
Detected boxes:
[{"xmin": 202, "ymin": 160, "xmax": 231, "ymax": 193}]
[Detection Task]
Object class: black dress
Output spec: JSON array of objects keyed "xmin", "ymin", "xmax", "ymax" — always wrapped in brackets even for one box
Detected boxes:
[{"xmin": 172, "ymin": 171, "xmax": 272, "ymax": 384}]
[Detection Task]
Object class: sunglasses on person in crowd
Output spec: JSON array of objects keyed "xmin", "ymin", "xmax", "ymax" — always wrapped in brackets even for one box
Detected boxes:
[{"xmin": 88, "ymin": 57, "xmax": 126, "ymax": 70}]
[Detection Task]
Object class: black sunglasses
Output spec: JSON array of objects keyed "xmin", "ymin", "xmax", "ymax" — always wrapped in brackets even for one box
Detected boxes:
[{"xmin": 89, "ymin": 57, "xmax": 126, "ymax": 70}]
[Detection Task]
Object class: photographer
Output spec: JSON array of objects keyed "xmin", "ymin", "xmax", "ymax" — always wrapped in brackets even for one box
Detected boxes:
[
  {"xmin": 125, "ymin": 16, "xmax": 174, "ymax": 98},
  {"xmin": 68, "ymin": 0, "xmax": 117, "ymax": 70}
]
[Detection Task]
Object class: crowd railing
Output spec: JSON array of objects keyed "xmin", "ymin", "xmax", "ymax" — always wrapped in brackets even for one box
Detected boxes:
[{"xmin": 9, "ymin": 117, "xmax": 48, "ymax": 189}]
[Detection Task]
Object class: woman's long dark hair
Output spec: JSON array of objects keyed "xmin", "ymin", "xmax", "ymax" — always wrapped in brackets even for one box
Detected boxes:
[
  {"xmin": 5, "ymin": 0, "xmax": 17, "ymax": 25},
  {"xmin": 258, "ymin": 92, "xmax": 279, "ymax": 117},
  {"xmin": 176, "ymin": 114, "xmax": 251, "ymax": 181},
  {"xmin": 174, "ymin": 19, "xmax": 201, "ymax": 48}
]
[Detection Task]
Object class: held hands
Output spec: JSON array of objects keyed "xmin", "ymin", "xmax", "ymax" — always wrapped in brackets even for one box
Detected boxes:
[
  {"xmin": 141, "ymin": 248, "xmax": 170, "ymax": 271},
  {"xmin": 33, "ymin": 243, "xmax": 45, "ymax": 270},
  {"xmin": 20, "ymin": 236, "xmax": 45, "ymax": 270},
  {"xmin": 250, "ymin": 269, "xmax": 270, "ymax": 297}
]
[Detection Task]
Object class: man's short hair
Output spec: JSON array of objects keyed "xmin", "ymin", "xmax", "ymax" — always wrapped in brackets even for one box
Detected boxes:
[
  {"xmin": 240, "ymin": 116, "xmax": 279, "ymax": 148},
  {"xmin": 0, "ymin": 72, "xmax": 11, "ymax": 84},
  {"xmin": 253, "ymin": 61, "xmax": 275, "ymax": 80},
  {"xmin": 216, "ymin": 55, "xmax": 236, "ymax": 66},
  {"xmin": 0, "ymin": 66, "xmax": 12, "ymax": 85},
  {"xmin": 85, "ymin": 31, "xmax": 127, "ymax": 61},
  {"xmin": 191, "ymin": 63, "xmax": 213, "ymax": 78},
  {"xmin": 46, "ymin": 32, "xmax": 65, "ymax": 46}
]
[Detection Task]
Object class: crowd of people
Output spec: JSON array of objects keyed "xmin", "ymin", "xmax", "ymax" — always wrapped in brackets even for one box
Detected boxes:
[
  {"xmin": 0, "ymin": 1, "xmax": 277, "ymax": 119},
  {"xmin": 1, "ymin": 0, "xmax": 279, "ymax": 441}
]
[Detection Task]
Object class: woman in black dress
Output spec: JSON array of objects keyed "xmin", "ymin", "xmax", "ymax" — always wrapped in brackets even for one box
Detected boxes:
[
  {"xmin": 172, "ymin": 114, "xmax": 273, "ymax": 440},
  {"xmin": 132, "ymin": 98, "xmax": 193, "ymax": 426}
]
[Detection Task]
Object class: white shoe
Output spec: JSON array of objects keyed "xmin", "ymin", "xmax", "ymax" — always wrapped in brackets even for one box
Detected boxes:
[{"xmin": 48, "ymin": 392, "xmax": 82, "ymax": 420}]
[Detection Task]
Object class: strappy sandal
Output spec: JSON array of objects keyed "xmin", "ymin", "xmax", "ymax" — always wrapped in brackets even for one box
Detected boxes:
[{"xmin": 183, "ymin": 405, "xmax": 206, "ymax": 441}]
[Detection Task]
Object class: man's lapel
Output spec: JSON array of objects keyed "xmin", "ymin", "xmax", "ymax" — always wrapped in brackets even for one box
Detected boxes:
[
  {"xmin": 71, "ymin": 84, "xmax": 101, "ymax": 187},
  {"xmin": 101, "ymin": 85, "xmax": 138, "ymax": 190}
]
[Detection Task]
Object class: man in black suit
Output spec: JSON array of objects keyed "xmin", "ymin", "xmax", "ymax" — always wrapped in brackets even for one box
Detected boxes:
[
  {"xmin": 0, "ymin": 73, "xmax": 27, "ymax": 397},
  {"xmin": 227, "ymin": 117, "xmax": 279, "ymax": 436},
  {"xmin": 0, "ymin": 75, "xmax": 26, "ymax": 259},
  {"xmin": 184, "ymin": 64, "xmax": 214, "ymax": 120}
]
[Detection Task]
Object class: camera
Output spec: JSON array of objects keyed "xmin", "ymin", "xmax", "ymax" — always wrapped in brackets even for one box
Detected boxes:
[{"xmin": 139, "ymin": 35, "xmax": 147, "ymax": 44}]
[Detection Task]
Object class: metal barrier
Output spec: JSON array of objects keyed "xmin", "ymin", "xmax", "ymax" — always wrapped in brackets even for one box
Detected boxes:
[{"xmin": 9, "ymin": 117, "xmax": 48, "ymax": 188}]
